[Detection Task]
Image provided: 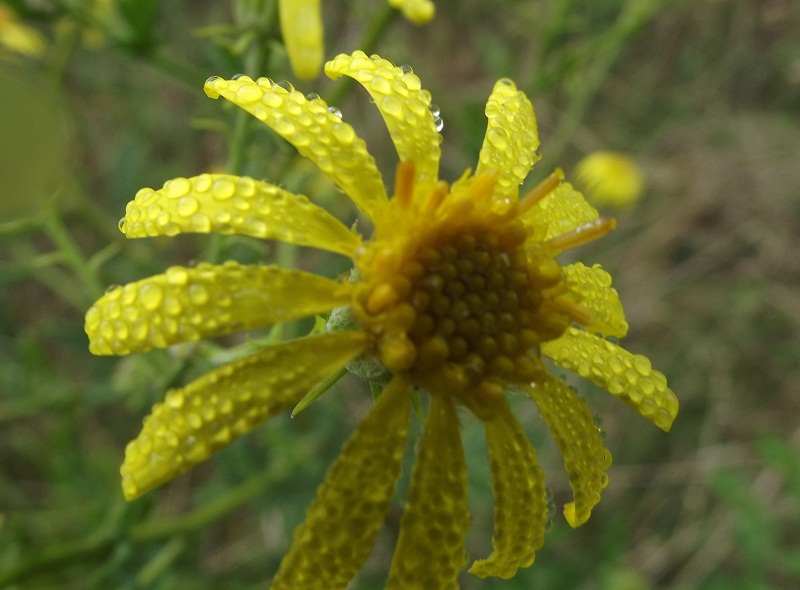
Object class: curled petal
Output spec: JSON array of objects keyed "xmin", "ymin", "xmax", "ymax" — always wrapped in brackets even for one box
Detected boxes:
[
  {"xmin": 542, "ymin": 327, "xmax": 678, "ymax": 432},
  {"xmin": 86, "ymin": 262, "xmax": 350, "ymax": 355},
  {"xmin": 204, "ymin": 78, "xmax": 388, "ymax": 221},
  {"xmin": 120, "ymin": 174, "xmax": 361, "ymax": 257},
  {"xmin": 272, "ymin": 377, "xmax": 411, "ymax": 590},
  {"xmin": 469, "ymin": 395, "xmax": 548, "ymax": 579},
  {"xmin": 522, "ymin": 173, "xmax": 599, "ymax": 241},
  {"xmin": 278, "ymin": 0, "xmax": 323, "ymax": 80},
  {"xmin": 563, "ymin": 262, "xmax": 629, "ymax": 339},
  {"xmin": 388, "ymin": 0, "xmax": 435, "ymax": 24},
  {"xmin": 325, "ymin": 51, "xmax": 441, "ymax": 196},
  {"xmin": 120, "ymin": 331, "xmax": 369, "ymax": 500},
  {"xmin": 475, "ymin": 79, "xmax": 541, "ymax": 198},
  {"xmin": 527, "ymin": 375, "xmax": 612, "ymax": 528},
  {"xmin": 388, "ymin": 394, "xmax": 468, "ymax": 590}
]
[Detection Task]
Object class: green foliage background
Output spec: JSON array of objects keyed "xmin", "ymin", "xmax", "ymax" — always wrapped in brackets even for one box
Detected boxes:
[{"xmin": 1, "ymin": 0, "xmax": 799, "ymax": 588}]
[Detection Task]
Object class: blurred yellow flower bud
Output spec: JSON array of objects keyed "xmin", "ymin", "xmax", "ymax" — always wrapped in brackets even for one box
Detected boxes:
[{"xmin": 575, "ymin": 151, "xmax": 644, "ymax": 207}]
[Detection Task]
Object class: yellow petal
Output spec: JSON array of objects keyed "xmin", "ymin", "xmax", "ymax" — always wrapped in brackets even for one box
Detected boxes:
[
  {"xmin": 85, "ymin": 262, "xmax": 350, "ymax": 355},
  {"xmin": 475, "ymin": 79, "xmax": 540, "ymax": 198},
  {"xmin": 542, "ymin": 327, "xmax": 678, "ymax": 432},
  {"xmin": 388, "ymin": 394, "xmax": 468, "ymax": 590},
  {"xmin": 120, "ymin": 174, "xmax": 361, "ymax": 256},
  {"xmin": 278, "ymin": 0, "xmax": 323, "ymax": 80},
  {"xmin": 204, "ymin": 78, "xmax": 388, "ymax": 222},
  {"xmin": 527, "ymin": 375, "xmax": 612, "ymax": 528},
  {"xmin": 120, "ymin": 331, "xmax": 369, "ymax": 500},
  {"xmin": 272, "ymin": 377, "xmax": 411, "ymax": 590},
  {"xmin": 521, "ymin": 172, "xmax": 599, "ymax": 241},
  {"xmin": 325, "ymin": 51, "xmax": 441, "ymax": 196},
  {"xmin": 387, "ymin": 0, "xmax": 435, "ymax": 24},
  {"xmin": 469, "ymin": 395, "xmax": 548, "ymax": 579},
  {"xmin": 563, "ymin": 262, "xmax": 629, "ymax": 338}
]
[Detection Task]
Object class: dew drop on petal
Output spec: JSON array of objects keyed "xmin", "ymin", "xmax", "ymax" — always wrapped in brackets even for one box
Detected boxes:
[
  {"xmin": 332, "ymin": 123, "xmax": 355, "ymax": 144},
  {"xmin": 434, "ymin": 115, "xmax": 444, "ymax": 132},
  {"xmin": 209, "ymin": 177, "xmax": 235, "ymax": 201},
  {"xmin": 177, "ymin": 196, "xmax": 200, "ymax": 217},
  {"xmin": 428, "ymin": 102, "xmax": 440, "ymax": 117},
  {"xmin": 139, "ymin": 283, "xmax": 164, "ymax": 310},
  {"xmin": 400, "ymin": 64, "xmax": 413, "ymax": 74},
  {"xmin": 235, "ymin": 84, "xmax": 263, "ymax": 105},
  {"xmin": 327, "ymin": 105, "xmax": 342, "ymax": 118}
]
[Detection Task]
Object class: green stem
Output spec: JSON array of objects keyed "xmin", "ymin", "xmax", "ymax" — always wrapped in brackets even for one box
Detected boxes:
[{"xmin": 42, "ymin": 208, "xmax": 105, "ymax": 302}]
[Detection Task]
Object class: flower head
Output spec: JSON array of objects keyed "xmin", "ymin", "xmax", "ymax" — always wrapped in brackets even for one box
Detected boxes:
[
  {"xmin": 575, "ymin": 151, "xmax": 644, "ymax": 207},
  {"xmin": 86, "ymin": 51, "xmax": 678, "ymax": 587},
  {"xmin": 0, "ymin": 5, "xmax": 46, "ymax": 59}
]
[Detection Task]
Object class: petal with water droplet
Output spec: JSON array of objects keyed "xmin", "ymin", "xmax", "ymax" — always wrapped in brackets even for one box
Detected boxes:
[
  {"xmin": 120, "ymin": 331, "xmax": 370, "ymax": 500},
  {"xmin": 541, "ymin": 327, "xmax": 678, "ymax": 432},
  {"xmin": 85, "ymin": 262, "xmax": 351, "ymax": 355},
  {"xmin": 475, "ymin": 79, "xmax": 540, "ymax": 198},
  {"xmin": 387, "ymin": 394, "xmax": 468, "ymax": 590},
  {"xmin": 468, "ymin": 394, "xmax": 548, "ymax": 579},
  {"xmin": 271, "ymin": 377, "xmax": 410, "ymax": 589},
  {"xmin": 325, "ymin": 51, "xmax": 442, "ymax": 199},
  {"xmin": 521, "ymin": 176, "xmax": 599, "ymax": 241},
  {"xmin": 121, "ymin": 174, "xmax": 361, "ymax": 257},
  {"xmin": 562, "ymin": 262, "xmax": 628, "ymax": 338},
  {"xmin": 527, "ymin": 374, "xmax": 612, "ymax": 528},
  {"xmin": 203, "ymin": 77, "xmax": 387, "ymax": 221}
]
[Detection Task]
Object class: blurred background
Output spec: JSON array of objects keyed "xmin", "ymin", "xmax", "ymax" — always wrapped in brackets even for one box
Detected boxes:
[{"xmin": 1, "ymin": 0, "xmax": 799, "ymax": 588}]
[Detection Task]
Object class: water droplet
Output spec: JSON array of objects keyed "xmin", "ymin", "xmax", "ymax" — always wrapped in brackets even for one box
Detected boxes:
[
  {"xmin": 428, "ymin": 102, "xmax": 440, "ymax": 117},
  {"xmin": 327, "ymin": 105, "xmax": 342, "ymax": 118},
  {"xmin": 498, "ymin": 78, "xmax": 513, "ymax": 86},
  {"xmin": 165, "ymin": 177, "xmax": 191, "ymax": 199},
  {"xmin": 433, "ymin": 116, "xmax": 444, "ymax": 132},
  {"xmin": 231, "ymin": 73, "xmax": 246, "ymax": 80},
  {"xmin": 165, "ymin": 266, "xmax": 189, "ymax": 286},
  {"xmin": 274, "ymin": 80, "xmax": 294, "ymax": 92},
  {"xmin": 177, "ymin": 196, "xmax": 200, "ymax": 217},
  {"xmin": 105, "ymin": 284, "xmax": 120, "ymax": 293},
  {"xmin": 189, "ymin": 213, "xmax": 212, "ymax": 232},
  {"xmin": 305, "ymin": 92, "xmax": 320, "ymax": 101},
  {"xmin": 188, "ymin": 284, "xmax": 210, "ymax": 306},
  {"xmin": 235, "ymin": 84, "xmax": 263, "ymax": 105},
  {"xmin": 117, "ymin": 218, "xmax": 126, "ymax": 232},
  {"xmin": 205, "ymin": 76, "xmax": 220, "ymax": 84},
  {"xmin": 329, "ymin": 124, "xmax": 355, "ymax": 145},
  {"xmin": 381, "ymin": 95, "xmax": 402, "ymax": 117},
  {"xmin": 211, "ymin": 177, "xmax": 236, "ymax": 200},
  {"xmin": 139, "ymin": 283, "xmax": 164, "ymax": 310},
  {"xmin": 400, "ymin": 64, "xmax": 413, "ymax": 74},
  {"xmin": 369, "ymin": 76, "xmax": 391, "ymax": 94},
  {"xmin": 486, "ymin": 127, "xmax": 508, "ymax": 150}
]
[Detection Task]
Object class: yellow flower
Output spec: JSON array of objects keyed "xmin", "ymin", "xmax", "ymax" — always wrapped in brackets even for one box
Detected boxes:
[
  {"xmin": 85, "ymin": 51, "xmax": 678, "ymax": 587},
  {"xmin": 574, "ymin": 151, "xmax": 644, "ymax": 207},
  {"xmin": 279, "ymin": 0, "xmax": 434, "ymax": 79},
  {"xmin": 0, "ymin": 5, "xmax": 46, "ymax": 58}
]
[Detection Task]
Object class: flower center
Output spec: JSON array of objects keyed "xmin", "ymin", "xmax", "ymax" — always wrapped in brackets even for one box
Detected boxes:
[{"xmin": 352, "ymin": 168, "xmax": 573, "ymax": 401}]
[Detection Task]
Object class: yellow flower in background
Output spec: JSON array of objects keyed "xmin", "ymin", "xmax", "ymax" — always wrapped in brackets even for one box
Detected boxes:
[
  {"xmin": 574, "ymin": 151, "xmax": 644, "ymax": 207},
  {"xmin": 85, "ymin": 51, "xmax": 678, "ymax": 587},
  {"xmin": 0, "ymin": 5, "xmax": 46, "ymax": 58},
  {"xmin": 279, "ymin": 0, "xmax": 434, "ymax": 79}
]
